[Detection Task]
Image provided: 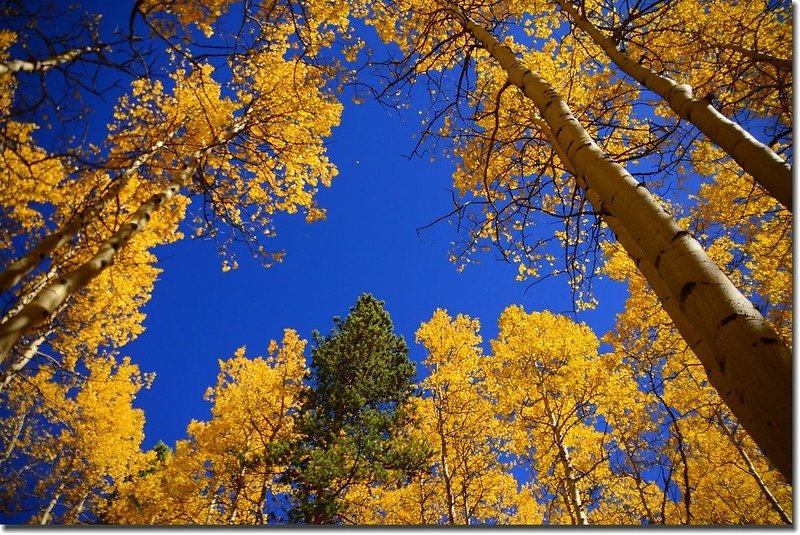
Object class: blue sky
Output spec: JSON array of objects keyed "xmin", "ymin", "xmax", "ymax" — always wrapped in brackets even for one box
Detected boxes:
[
  {"xmin": 125, "ymin": 83, "xmax": 626, "ymax": 450},
  {"xmin": 23, "ymin": 0, "xmax": 627, "ymax": 451}
]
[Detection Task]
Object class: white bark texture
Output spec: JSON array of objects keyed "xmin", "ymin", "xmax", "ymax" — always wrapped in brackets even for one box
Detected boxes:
[
  {"xmin": 455, "ymin": 12, "xmax": 792, "ymax": 482},
  {"xmin": 555, "ymin": 0, "xmax": 792, "ymax": 212}
]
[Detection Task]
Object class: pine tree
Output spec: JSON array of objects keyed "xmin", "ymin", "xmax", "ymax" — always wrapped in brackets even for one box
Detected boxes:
[{"xmin": 287, "ymin": 294, "xmax": 430, "ymax": 524}]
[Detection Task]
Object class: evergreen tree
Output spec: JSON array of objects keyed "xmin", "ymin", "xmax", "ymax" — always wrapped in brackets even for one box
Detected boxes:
[{"xmin": 287, "ymin": 294, "xmax": 430, "ymax": 524}]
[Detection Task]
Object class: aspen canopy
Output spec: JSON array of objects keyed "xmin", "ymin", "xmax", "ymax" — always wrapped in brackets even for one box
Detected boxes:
[{"xmin": 0, "ymin": 0, "xmax": 792, "ymax": 525}]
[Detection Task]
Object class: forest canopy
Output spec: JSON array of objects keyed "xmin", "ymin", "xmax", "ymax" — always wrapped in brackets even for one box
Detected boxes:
[{"xmin": 0, "ymin": 0, "xmax": 792, "ymax": 525}]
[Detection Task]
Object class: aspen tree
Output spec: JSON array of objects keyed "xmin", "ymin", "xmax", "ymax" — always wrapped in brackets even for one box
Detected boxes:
[
  {"xmin": 0, "ymin": 49, "xmax": 342, "ymax": 367},
  {"xmin": 551, "ymin": 0, "xmax": 792, "ymax": 211},
  {"xmin": 364, "ymin": 1, "xmax": 791, "ymax": 481},
  {"xmin": 490, "ymin": 306, "xmax": 614, "ymax": 524},
  {"xmin": 0, "ymin": 355, "xmax": 152, "ymax": 524},
  {"xmin": 603, "ymin": 241, "xmax": 792, "ymax": 524},
  {"xmin": 412, "ymin": 309, "xmax": 520, "ymax": 524},
  {"xmin": 104, "ymin": 330, "xmax": 308, "ymax": 524}
]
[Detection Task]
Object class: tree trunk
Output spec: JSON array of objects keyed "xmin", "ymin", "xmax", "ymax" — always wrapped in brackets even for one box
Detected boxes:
[
  {"xmin": 553, "ymin": 0, "xmax": 792, "ymax": 212},
  {"xmin": 38, "ymin": 485, "xmax": 64, "ymax": 525},
  {"xmin": 716, "ymin": 413, "xmax": 792, "ymax": 524},
  {"xmin": 0, "ymin": 122, "xmax": 245, "ymax": 366},
  {"xmin": 434, "ymin": 397, "xmax": 457, "ymax": 524},
  {"xmin": 0, "ymin": 330, "xmax": 49, "ymax": 393},
  {"xmin": 0, "ymin": 45, "xmax": 102, "ymax": 75},
  {"xmin": 543, "ymin": 394, "xmax": 589, "ymax": 525},
  {"xmin": 453, "ymin": 11, "xmax": 792, "ymax": 483},
  {"xmin": 0, "ymin": 411, "xmax": 26, "ymax": 465},
  {"xmin": 0, "ymin": 134, "xmax": 176, "ymax": 294}
]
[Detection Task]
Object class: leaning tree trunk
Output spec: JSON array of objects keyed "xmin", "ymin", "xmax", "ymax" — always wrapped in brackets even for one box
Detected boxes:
[
  {"xmin": 554, "ymin": 0, "xmax": 793, "ymax": 212},
  {"xmin": 0, "ymin": 133, "xmax": 176, "ymax": 294},
  {"xmin": 452, "ymin": 10, "xmax": 792, "ymax": 482},
  {"xmin": 0, "ymin": 122, "xmax": 245, "ymax": 367},
  {"xmin": 0, "ymin": 45, "xmax": 104, "ymax": 75}
]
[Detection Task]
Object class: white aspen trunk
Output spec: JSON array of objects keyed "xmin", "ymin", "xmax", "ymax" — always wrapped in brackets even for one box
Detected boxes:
[
  {"xmin": 0, "ymin": 411, "xmax": 26, "ymax": 464},
  {"xmin": 0, "ymin": 134, "xmax": 176, "ymax": 294},
  {"xmin": 454, "ymin": 12, "xmax": 792, "ymax": 482},
  {"xmin": 1, "ymin": 256, "xmax": 66, "ymax": 324},
  {"xmin": 72, "ymin": 493, "xmax": 88, "ymax": 524},
  {"xmin": 206, "ymin": 492, "xmax": 219, "ymax": 524},
  {"xmin": 543, "ymin": 394, "xmax": 589, "ymax": 525},
  {"xmin": 0, "ymin": 46, "xmax": 102, "ymax": 75},
  {"xmin": 716, "ymin": 414, "xmax": 792, "ymax": 524},
  {"xmin": 0, "ymin": 330, "xmax": 49, "ymax": 393},
  {"xmin": 0, "ymin": 119, "xmax": 247, "ymax": 365},
  {"xmin": 0, "ymin": 120, "xmax": 245, "ymax": 366},
  {"xmin": 434, "ymin": 397, "xmax": 457, "ymax": 524},
  {"xmin": 621, "ymin": 445, "xmax": 657, "ymax": 523},
  {"xmin": 38, "ymin": 486, "xmax": 64, "ymax": 525},
  {"xmin": 0, "ymin": 169, "xmax": 190, "ymax": 364},
  {"xmin": 554, "ymin": 0, "xmax": 792, "ymax": 211}
]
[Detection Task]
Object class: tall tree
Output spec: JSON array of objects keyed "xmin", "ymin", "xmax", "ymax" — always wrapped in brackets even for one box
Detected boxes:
[
  {"xmin": 350, "ymin": 309, "xmax": 524, "ymax": 525},
  {"xmin": 360, "ymin": 0, "xmax": 791, "ymax": 479},
  {"xmin": 550, "ymin": 0, "xmax": 792, "ymax": 210},
  {"xmin": 490, "ymin": 306, "xmax": 613, "ymax": 525},
  {"xmin": 602, "ymin": 238, "xmax": 792, "ymax": 524},
  {"xmin": 287, "ymin": 294, "xmax": 429, "ymax": 524}
]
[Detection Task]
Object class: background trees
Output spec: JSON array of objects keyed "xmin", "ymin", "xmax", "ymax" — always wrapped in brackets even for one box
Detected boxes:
[{"xmin": 88, "ymin": 300, "xmax": 789, "ymax": 525}]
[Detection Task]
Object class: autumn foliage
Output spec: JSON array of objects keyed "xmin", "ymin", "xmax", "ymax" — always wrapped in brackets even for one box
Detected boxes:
[{"xmin": 0, "ymin": 0, "xmax": 791, "ymax": 526}]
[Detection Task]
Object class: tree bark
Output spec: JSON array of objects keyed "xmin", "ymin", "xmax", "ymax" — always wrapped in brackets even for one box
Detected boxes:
[
  {"xmin": 0, "ymin": 45, "xmax": 103, "ymax": 75},
  {"xmin": 543, "ymin": 394, "xmax": 589, "ymax": 524},
  {"xmin": 434, "ymin": 395, "xmax": 457, "ymax": 524},
  {"xmin": 453, "ymin": 10, "xmax": 792, "ymax": 483},
  {"xmin": 553, "ymin": 0, "xmax": 793, "ymax": 212}
]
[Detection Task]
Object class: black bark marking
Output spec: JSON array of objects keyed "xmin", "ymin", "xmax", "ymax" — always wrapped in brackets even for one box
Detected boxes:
[
  {"xmin": 100, "ymin": 260, "xmax": 107, "ymax": 267},
  {"xmin": 154, "ymin": 196, "xmax": 163, "ymax": 206},
  {"xmin": 679, "ymin": 281, "xmax": 696, "ymax": 304},
  {"xmin": 143, "ymin": 213, "xmax": 151, "ymax": 222},
  {"xmin": 738, "ymin": 391, "xmax": 745, "ymax": 406},
  {"xmin": 718, "ymin": 357, "xmax": 726, "ymax": 374},
  {"xmin": 654, "ymin": 252, "xmax": 664, "ymax": 270},
  {"xmin": 754, "ymin": 337, "xmax": 780, "ymax": 346},
  {"xmin": 720, "ymin": 313, "xmax": 741, "ymax": 327},
  {"xmin": 39, "ymin": 253, "xmax": 45, "ymax": 259},
  {"xmin": 59, "ymin": 278, "xmax": 68, "ymax": 285},
  {"xmin": 672, "ymin": 230, "xmax": 690, "ymax": 242}
]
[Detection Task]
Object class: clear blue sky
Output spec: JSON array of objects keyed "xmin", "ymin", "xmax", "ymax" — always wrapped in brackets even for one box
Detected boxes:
[{"xmin": 41, "ymin": 1, "xmax": 626, "ymax": 451}]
